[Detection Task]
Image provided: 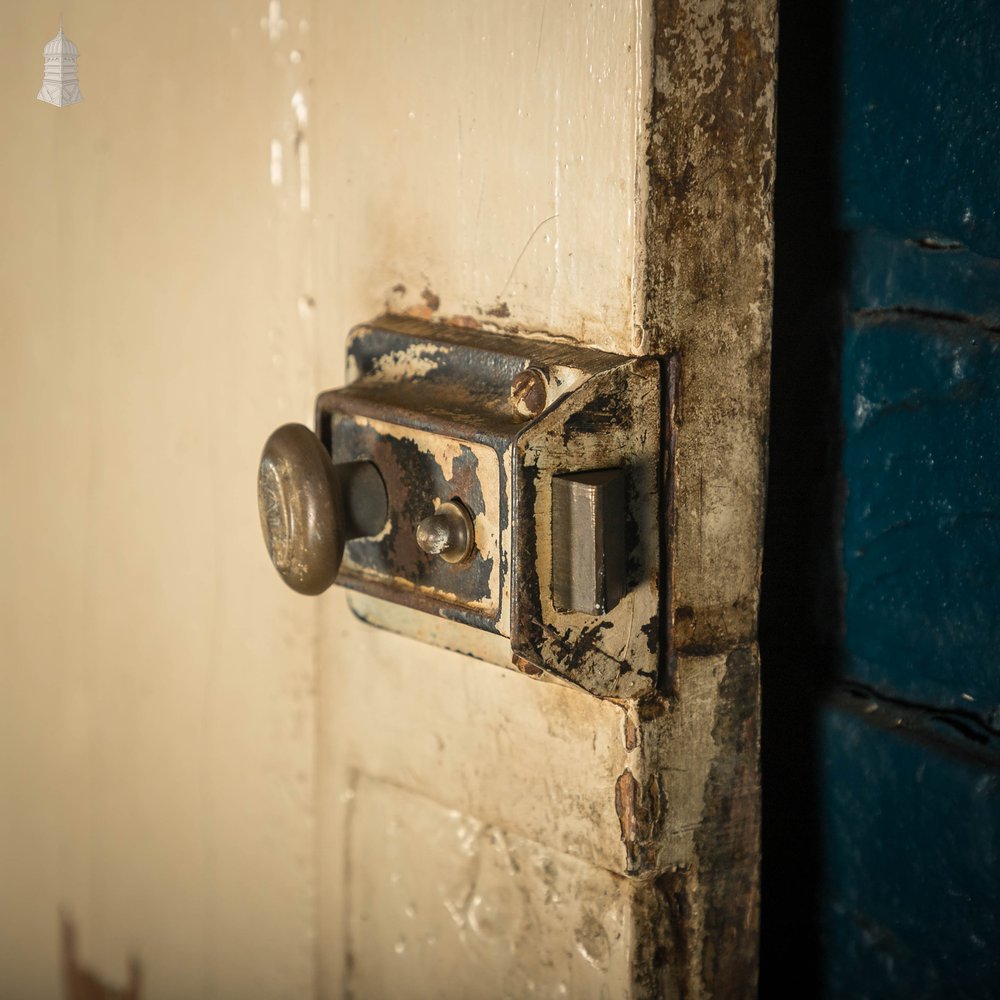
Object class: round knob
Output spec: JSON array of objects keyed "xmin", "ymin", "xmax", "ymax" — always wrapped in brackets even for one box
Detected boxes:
[{"xmin": 258, "ymin": 423, "xmax": 346, "ymax": 595}]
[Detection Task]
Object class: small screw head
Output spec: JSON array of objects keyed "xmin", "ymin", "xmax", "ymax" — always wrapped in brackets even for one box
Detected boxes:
[
  {"xmin": 510, "ymin": 367, "xmax": 549, "ymax": 420},
  {"xmin": 415, "ymin": 499, "xmax": 475, "ymax": 564}
]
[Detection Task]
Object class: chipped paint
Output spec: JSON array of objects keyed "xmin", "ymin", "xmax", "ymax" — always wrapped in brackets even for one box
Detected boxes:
[
  {"xmin": 614, "ymin": 767, "xmax": 667, "ymax": 877},
  {"xmin": 367, "ymin": 342, "xmax": 452, "ymax": 382},
  {"xmin": 335, "ymin": 415, "xmax": 503, "ymax": 621},
  {"xmin": 260, "ymin": 0, "xmax": 287, "ymax": 42},
  {"xmin": 543, "ymin": 364, "xmax": 589, "ymax": 405},
  {"xmin": 290, "ymin": 90, "xmax": 310, "ymax": 212},
  {"xmin": 624, "ymin": 712, "xmax": 640, "ymax": 753},
  {"xmin": 499, "ymin": 445, "xmax": 514, "ymax": 635},
  {"xmin": 346, "ymin": 779, "xmax": 651, "ymax": 997},
  {"xmin": 514, "ymin": 357, "xmax": 663, "ymax": 698},
  {"xmin": 269, "ymin": 138, "xmax": 283, "ymax": 187}
]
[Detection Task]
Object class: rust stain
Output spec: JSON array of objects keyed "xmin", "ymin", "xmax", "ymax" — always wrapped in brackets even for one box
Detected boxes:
[
  {"xmin": 509, "ymin": 367, "xmax": 548, "ymax": 420},
  {"xmin": 624, "ymin": 714, "xmax": 640, "ymax": 752},
  {"xmin": 449, "ymin": 314, "xmax": 482, "ymax": 329},
  {"xmin": 61, "ymin": 915, "xmax": 142, "ymax": 1000},
  {"xmin": 615, "ymin": 768, "xmax": 642, "ymax": 846},
  {"xmin": 403, "ymin": 304, "xmax": 435, "ymax": 320},
  {"xmin": 615, "ymin": 768, "xmax": 668, "ymax": 877},
  {"xmin": 511, "ymin": 653, "xmax": 544, "ymax": 677}
]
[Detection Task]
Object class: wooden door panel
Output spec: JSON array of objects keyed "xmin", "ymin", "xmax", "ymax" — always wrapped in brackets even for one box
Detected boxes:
[{"xmin": 347, "ymin": 778, "xmax": 636, "ymax": 1000}]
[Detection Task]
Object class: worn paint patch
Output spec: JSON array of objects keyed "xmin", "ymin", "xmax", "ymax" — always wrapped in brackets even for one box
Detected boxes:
[
  {"xmin": 627, "ymin": 650, "xmax": 761, "ymax": 994},
  {"xmin": 367, "ymin": 341, "xmax": 452, "ymax": 382},
  {"xmin": 615, "ymin": 768, "xmax": 667, "ymax": 877},
  {"xmin": 346, "ymin": 778, "xmax": 670, "ymax": 998},
  {"xmin": 633, "ymin": 6, "xmax": 774, "ymax": 983},
  {"xmin": 624, "ymin": 713, "xmax": 640, "ymax": 753},
  {"xmin": 260, "ymin": 0, "xmax": 287, "ymax": 41}
]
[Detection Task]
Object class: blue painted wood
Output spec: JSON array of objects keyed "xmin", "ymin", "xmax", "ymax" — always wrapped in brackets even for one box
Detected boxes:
[
  {"xmin": 819, "ymin": 0, "xmax": 1000, "ymax": 994},
  {"xmin": 841, "ymin": 314, "xmax": 1000, "ymax": 716},
  {"xmin": 822, "ymin": 702, "xmax": 1000, "ymax": 1000},
  {"xmin": 847, "ymin": 230, "xmax": 1000, "ymax": 329},
  {"xmin": 840, "ymin": 0, "xmax": 1000, "ymax": 257}
]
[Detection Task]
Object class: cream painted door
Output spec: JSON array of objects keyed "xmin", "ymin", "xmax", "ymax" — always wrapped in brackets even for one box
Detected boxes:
[{"xmin": 0, "ymin": 3, "xmax": 774, "ymax": 998}]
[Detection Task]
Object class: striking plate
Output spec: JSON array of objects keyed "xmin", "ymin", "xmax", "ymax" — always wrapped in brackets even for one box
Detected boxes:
[{"xmin": 310, "ymin": 316, "xmax": 664, "ymax": 699}]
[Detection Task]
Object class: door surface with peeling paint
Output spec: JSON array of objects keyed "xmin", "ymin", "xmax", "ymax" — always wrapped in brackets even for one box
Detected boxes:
[{"xmin": 0, "ymin": 3, "xmax": 774, "ymax": 998}]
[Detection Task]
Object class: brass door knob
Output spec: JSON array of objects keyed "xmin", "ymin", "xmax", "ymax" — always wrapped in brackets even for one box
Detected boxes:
[{"xmin": 257, "ymin": 423, "xmax": 387, "ymax": 595}]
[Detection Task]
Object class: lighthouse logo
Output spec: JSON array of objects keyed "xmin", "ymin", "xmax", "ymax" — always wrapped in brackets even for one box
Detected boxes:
[{"xmin": 37, "ymin": 20, "xmax": 83, "ymax": 107}]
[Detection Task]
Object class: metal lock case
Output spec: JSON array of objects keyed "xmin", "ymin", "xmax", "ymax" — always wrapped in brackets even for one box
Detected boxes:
[{"xmin": 265, "ymin": 316, "xmax": 663, "ymax": 699}]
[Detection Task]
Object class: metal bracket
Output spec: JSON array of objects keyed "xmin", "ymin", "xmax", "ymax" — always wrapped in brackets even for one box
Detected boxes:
[{"xmin": 313, "ymin": 316, "xmax": 663, "ymax": 699}]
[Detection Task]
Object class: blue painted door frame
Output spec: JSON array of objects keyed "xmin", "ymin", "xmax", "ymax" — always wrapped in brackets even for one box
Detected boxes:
[{"xmin": 762, "ymin": 1, "xmax": 999, "ymax": 996}]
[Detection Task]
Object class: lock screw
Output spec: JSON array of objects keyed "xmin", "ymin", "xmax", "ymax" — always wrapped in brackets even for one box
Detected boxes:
[
  {"xmin": 416, "ymin": 500, "xmax": 475, "ymax": 564},
  {"xmin": 510, "ymin": 367, "xmax": 549, "ymax": 420}
]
